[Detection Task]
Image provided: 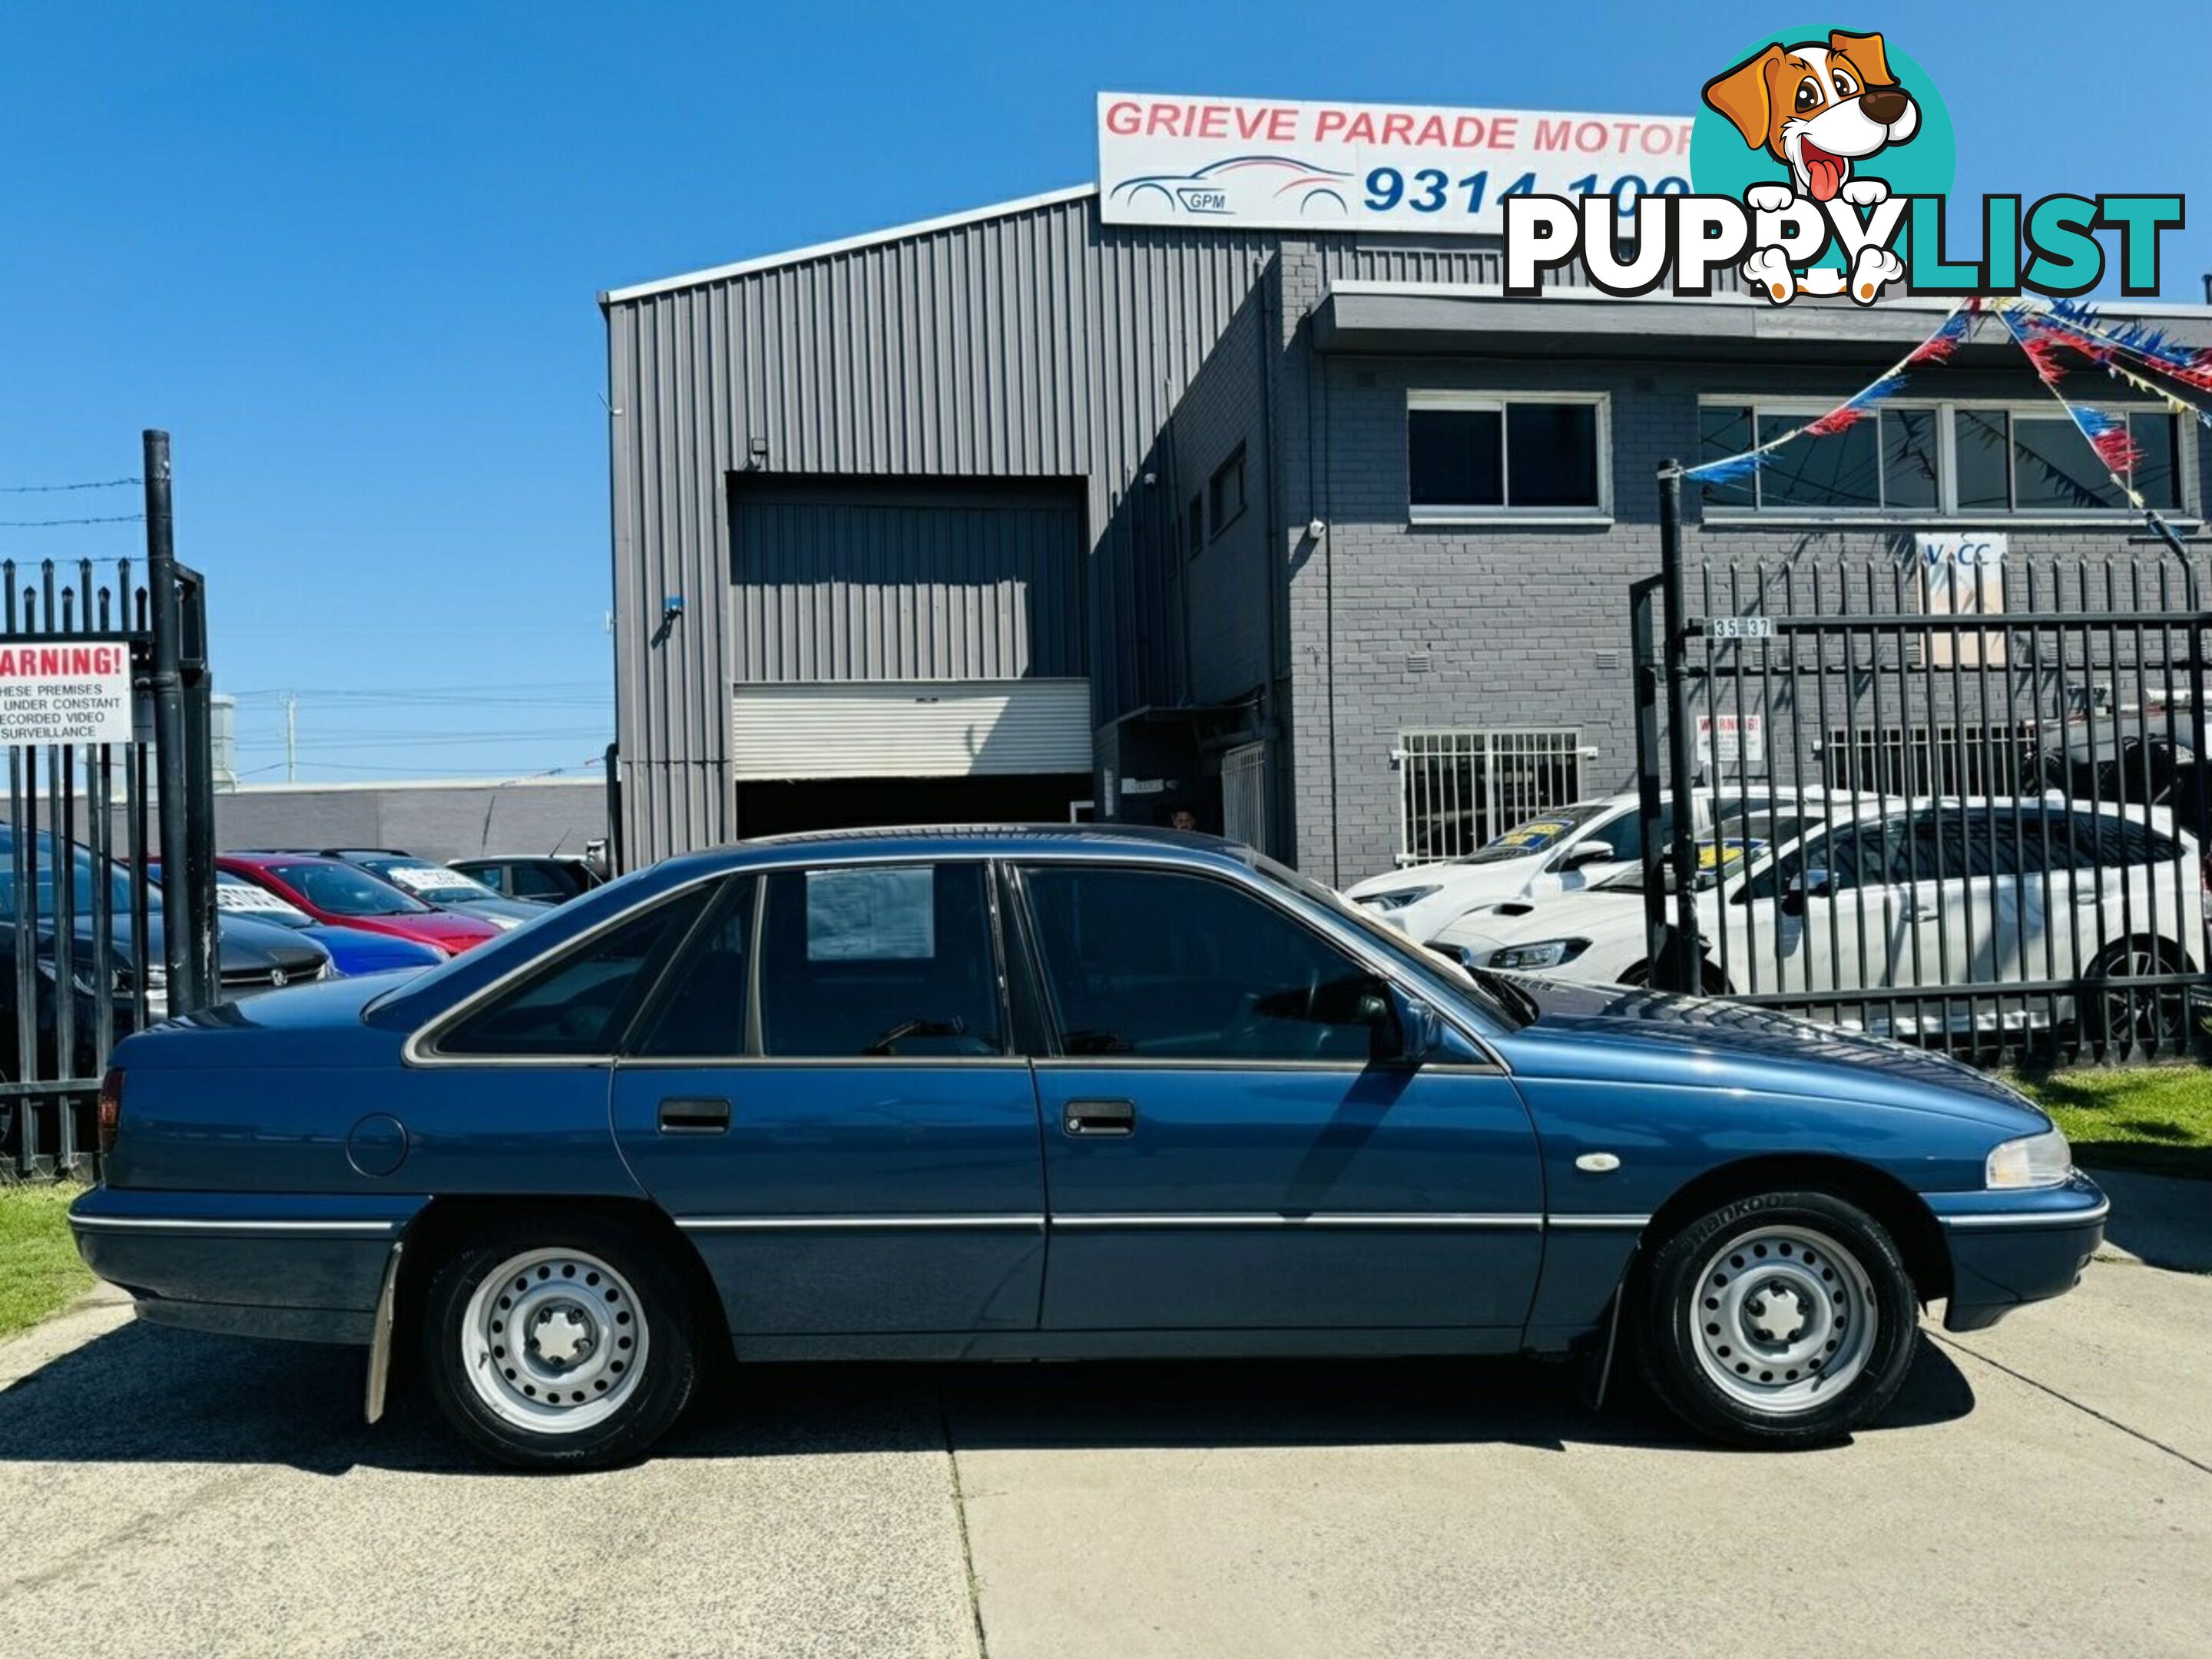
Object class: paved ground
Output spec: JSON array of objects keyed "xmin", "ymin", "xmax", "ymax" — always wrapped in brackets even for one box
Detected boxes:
[{"xmin": 2, "ymin": 1184, "xmax": 2206, "ymax": 1659}]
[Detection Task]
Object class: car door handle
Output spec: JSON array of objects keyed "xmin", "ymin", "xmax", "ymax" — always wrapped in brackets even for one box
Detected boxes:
[
  {"xmin": 1062, "ymin": 1098, "xmax": 1136, "ymax": 1137},
  {"xmin": 658, "ymin": 1097, "xmax": 731, "ymax": 1134}
]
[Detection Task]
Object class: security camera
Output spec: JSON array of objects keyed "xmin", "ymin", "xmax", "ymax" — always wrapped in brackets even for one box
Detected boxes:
[{"xmin": 1307, "ymin": 518, "xmax": 1326, "ymax": 539}]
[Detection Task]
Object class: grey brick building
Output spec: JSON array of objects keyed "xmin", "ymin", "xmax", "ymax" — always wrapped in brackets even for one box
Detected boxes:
[{"xmin": 601, "ymin": 187, "xmax": 2211, "ymax": 885}]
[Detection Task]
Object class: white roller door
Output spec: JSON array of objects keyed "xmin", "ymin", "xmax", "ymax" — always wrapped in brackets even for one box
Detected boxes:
[{"xmin": 731, "ymin": 679, "xmax": 1092, "ymax": 781}]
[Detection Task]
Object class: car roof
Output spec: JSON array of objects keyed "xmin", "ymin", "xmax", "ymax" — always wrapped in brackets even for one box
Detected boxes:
[
  {"xmin": 452, "ymin": 853, "xmax": 591, "ymax": 863},
  {"xmin": 223, "ymin": 851, "xmax": 362, "ymax": 869}
]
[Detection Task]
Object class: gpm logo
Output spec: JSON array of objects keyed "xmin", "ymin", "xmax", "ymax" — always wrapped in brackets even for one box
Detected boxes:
[{"xmin": 1503, "ymin": 27, "xmax": 2182, "ymax": 304}]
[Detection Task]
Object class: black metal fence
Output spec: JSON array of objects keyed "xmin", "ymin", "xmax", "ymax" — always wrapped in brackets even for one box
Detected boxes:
[
  {"xmin": 1635, "ymin": 479, "xmax": 2210, "ymax": 1066},
  {"xmin": 1, "ymin": 433, "xmax": 217, "ymax": 1176}
]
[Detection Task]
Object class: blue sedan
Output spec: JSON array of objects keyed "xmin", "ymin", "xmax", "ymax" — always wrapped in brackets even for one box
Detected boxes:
[{"xmin": 69, "ymin": 826, "xmax": 2105, "ymax": 1469}]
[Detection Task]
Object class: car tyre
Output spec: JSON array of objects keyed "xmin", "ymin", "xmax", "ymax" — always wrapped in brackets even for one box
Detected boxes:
[
  {"xmin": 421, "ymin": 1214, "xmax": 699, "ymax": 1471},
  {"xmin": 2084, "ymin": 937, "xmax": 2187, "ymax": 1057},
  {"xmin": 1633, "ymin": 1189, "xmax": 1918, "ymax": 1449}
]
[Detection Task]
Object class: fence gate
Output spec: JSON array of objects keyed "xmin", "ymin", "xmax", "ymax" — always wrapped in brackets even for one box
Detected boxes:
[
  {"xmin": 1634, "ymin": 502, "xmax": 2210, "ymax": 1067},
  {"xmin": 1, "ymin": 434, "xmax": 217, "ymax": 1177}
]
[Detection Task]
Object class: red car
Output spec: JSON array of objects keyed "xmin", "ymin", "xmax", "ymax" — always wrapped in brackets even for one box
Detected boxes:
[{"xmin": 216, "ymin": 854, "xmax": 501, "ymax": 957}]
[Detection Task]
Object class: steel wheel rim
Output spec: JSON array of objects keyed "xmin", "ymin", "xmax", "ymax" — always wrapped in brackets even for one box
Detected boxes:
[
  {"xmin": 461, "ymin": 1247, "xmax": 648, "ymax": 1435},
  {"xmin": 1688, "ymin": 1224, "xmax": 1876, "ymax": 1415}
]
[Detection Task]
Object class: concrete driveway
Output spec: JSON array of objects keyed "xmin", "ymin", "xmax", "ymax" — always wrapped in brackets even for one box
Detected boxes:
[{"xmin": 2, "ymin": 1178, "xmax": 2206, "ymax": 1659}]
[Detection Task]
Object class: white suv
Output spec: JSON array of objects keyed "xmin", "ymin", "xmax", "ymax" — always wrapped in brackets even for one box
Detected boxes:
[
  {"xmin": 1347, "ymin": 790, "xmax": 1780, "ymax": 944},
  {"xmin": 1435, "ymin": 798, "xmax": 2206, "ymax": 1043}
]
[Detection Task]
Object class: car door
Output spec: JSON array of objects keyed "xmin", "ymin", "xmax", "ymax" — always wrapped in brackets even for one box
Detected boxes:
[
  {"xmin": 1011, "ymin": 859, "xmax": 1543, "ymax": 1333},
  {"xmin": 609, "ymin": 859, "xmax": 1047, "ymax": 1337},
  {"xmin": 1729, "ymin": 816, "xmax": 1898, "ymax": 1005}
]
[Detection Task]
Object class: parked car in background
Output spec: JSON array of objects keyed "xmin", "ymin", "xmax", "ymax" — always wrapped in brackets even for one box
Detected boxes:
[
  {"xmin": 276, "ymin": 849, "xmax": 551, "ymax": 931},
  {"xmin": 449, "ymin": 854, "xmax": 605, "ymax": 905},
  {"xmin": 197, "ymin": 869, "xmax": 447, "ymax": 975},
  {"xmin": 1348, "ymin": 789, "xmax": 1789, "ymax": 943},
  {"xmin": 75, "ymin": 825, "xmax": 2103, "ymax": 1469},
  {"xmin": 2, "ymin": 828, "xmax": 329, "ymax": 1163},
  {"xmin": 216, "ymin": 853, "xmax": 502, "ymax": 956},
  {"xmin": 1436, "ymin": 799, "xmax": 2205, "ymax": 1045}
]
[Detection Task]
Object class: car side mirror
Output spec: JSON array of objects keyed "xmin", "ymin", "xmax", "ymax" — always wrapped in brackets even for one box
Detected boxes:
[
  {"xmin": 1557, "ymin": 843, "xmax": 1612, "ymax": 871},
  {"xmin": 1780, "ymin": 868, "xmax": 1831, "ymax": 918},
  {"xmin": 1376, "ymin": 983, "xmax": 1444, "ymax": 1067}
]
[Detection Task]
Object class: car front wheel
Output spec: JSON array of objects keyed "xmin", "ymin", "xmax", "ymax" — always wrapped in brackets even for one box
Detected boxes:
[
  {"xmin": 421, "ymin": 1215, "xmax": 700, "ymax": 1470},
  {"xmin": 1634, "ymin": 1189, "xmax": 1919, "ymax": 1448}
]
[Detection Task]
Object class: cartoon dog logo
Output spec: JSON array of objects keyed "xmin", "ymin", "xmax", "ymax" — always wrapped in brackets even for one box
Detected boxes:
[{"xmin": 1703, "ymin": 29, "xmax": 1920, "ymax": 305}]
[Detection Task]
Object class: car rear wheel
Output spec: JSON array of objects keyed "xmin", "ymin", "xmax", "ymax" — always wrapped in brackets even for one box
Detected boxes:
[
  {"xmin": 421, "ymin": 1215, "xmax": 699, "ymax": 1471},
  {"xmin": 1633, "ymin": 1189, "xmax": 1919, "ymax": 1448},
  {"xmin": 2084, "ymin": 937, "xmax": 2188, "ymax": 1056}
]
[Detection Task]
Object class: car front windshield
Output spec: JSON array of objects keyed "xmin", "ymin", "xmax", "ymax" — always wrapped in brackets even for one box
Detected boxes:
[
  {"xmin": 214, "ymin": 871, "xmax": 314, "ymax": 928},
  {"xmin": 271, "ymin": 862, "xmax": 434, "ymax": 916},
  {"xmin": 1595, "ymin": 813, "xmax": 1810, "ymax": 894},
  {"xmin": 1456, "ymin": 803, "xmax": 1611, "ymax": 866},
  {"xmin": 363, "ymin": 858, "xmax": 502, "ymax": 904},
  {"xmin": 1253, "ymin": 853, "xmax": 1525, "ymax": 1029}
]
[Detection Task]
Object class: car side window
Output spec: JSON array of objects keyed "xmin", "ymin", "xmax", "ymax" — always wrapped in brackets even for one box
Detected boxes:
[
  {"xmin": 1572, "ymin": 806, "xmax": 1656, "ymax": 865},
  {"xmin": 435, "ymin": 885, "xmax": 716, "ymax": 1057},
  {"xmin": 756, "ymin": 863, "xmax": 1006, "ymax": 1058},
  {"xmin": 508, "ymin": 863, "xmax": 570, "ymax": 902},
  {"xmin": 1018, "ymin": 864, "xmax": 1389, "ymax": 1063},
  {"xmin": 630, "ymin": 879, "xmax": 759, "ymax": 1057},
  {"xmin": 1750, "ymin": 816, "xmax": 1898, "ymax": 898}
]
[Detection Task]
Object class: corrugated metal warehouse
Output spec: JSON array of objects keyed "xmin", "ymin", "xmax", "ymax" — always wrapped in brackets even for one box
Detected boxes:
[{"xmin": 601, "ymin": 128, "xmax": 2212, "ymax": 886}]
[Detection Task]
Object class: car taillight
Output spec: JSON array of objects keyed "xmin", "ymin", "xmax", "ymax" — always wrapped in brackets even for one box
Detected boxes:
[{"xmin": 97, "ymin": 1067, "xmax": 123, "ymax": 1155}]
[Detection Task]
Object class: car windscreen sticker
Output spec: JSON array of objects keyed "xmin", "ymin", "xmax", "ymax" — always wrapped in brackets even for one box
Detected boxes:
[
  {"xmin": 1488, "ymin": 819, "xmax": 1574, "ymax": 851},
  {"xmin": 1697, "ymin": 838, "xmax": 1768, "ymax": 869},
  {"xmin": 805, "ymin": 866, "xmax": 935, "ymax": 962},
  {"xmin": 215, "ymin": 882, "xmax": 307, "ymax": 919},
  {"xmin": 386, "ymin": 865, "xmax": 474, "ymax": 896}
]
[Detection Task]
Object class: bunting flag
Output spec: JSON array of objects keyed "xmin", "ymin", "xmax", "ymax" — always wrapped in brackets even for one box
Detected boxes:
[
  {"xmin": 2048, "ymin": 299, "xmax": 2212, "ymax": 392},
  {"xmin": 2100, "ymin": 353, "xmax": 2212, "ymax": 429},
  {"xmin": 1993, "ymin": 300, "xmax": 2144, "ymax": 505},
  {"xmin": 1684, "ymin": 300, "xmax": 1974, "ymax": 485}
]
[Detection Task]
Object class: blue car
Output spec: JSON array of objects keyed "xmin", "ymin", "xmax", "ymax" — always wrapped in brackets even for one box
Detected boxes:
[{"xmin": 69, "ymin": 826, "xmax": 2105, "ymax": 1469}]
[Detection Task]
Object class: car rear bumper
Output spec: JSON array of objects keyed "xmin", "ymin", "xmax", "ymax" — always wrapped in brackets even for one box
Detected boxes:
[
  {"xmin": 1927, "ymin": 1175, "xmax": 2109, "ymax": 1333},
  {"xmin": 69, "ymin": 1185, "xmax": 426, "ymax": 1346}
]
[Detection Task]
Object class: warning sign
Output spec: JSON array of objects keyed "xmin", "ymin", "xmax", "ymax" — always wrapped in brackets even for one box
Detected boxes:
[{"xmin": 0, "ymin": 643, "xmax": 134, "ymax": 747}]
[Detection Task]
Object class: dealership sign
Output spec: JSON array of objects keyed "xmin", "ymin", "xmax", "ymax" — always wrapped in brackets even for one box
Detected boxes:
[
  {"xmin": 0, "ymin": 642, "xmax": 134, "ymax": 747},
  {"xmin": 1098, "ymin": 93, "xmax": 1692, "ymax": 235}
]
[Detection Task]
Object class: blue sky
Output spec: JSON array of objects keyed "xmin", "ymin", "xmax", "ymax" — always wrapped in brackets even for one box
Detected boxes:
[{"xmin": 2, "ymin": 2, "xmax": 2202, "ymax": 783}]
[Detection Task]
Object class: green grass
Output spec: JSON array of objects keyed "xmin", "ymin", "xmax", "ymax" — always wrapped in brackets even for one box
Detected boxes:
[
  {"xmin": 0, "ymin": 1184, "xmax": 94, "ymax": 1339},
  {"xmin": 2012, "ymin": 1065, "xmax": 2212, "ymax": 1181}
]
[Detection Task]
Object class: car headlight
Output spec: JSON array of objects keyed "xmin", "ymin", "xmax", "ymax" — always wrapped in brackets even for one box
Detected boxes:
[
  {"xmin": 484, "ymin": 915, "xmax": 522, "ymax": 932},
  {"xmin": 1487, "ymin": 938, "xmax": 1590, "ymax": 972},
  {"xmin": 1985, "ymin": 1128, "xmax": 2073, "ymax": 1190},
  {"xmin": 1360, "ymin": 884, "xmax": 1442, "ymax": 913}
]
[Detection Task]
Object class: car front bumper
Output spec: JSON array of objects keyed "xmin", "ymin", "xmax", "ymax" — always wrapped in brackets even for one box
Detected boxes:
[
  {"xmin": 69, "ymin": 1185, "xmax": 426, "ymax": 1346},
  {"xmin": 1926, "ymin": 1174, "xmax": 2109, "ymax": 1333}
]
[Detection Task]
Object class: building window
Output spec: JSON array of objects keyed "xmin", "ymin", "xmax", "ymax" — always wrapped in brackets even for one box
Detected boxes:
[
  {"xmin": 1208, "ymin": 449, "xmax": 1247, "ymax": 538},
  {"xmin": 1186, "ymin": 492, "xmax": 1204, "ymax": 558},
  {"xmin": 1700, "ymin": 401, "xmax": 2184, "ymax": 516},
  {"xmin": 1396, "ymin": 728, "xmax": 1583, "ymax": 866},
  {"xmin": 1820, "ymin": 722, "xmax": 2041, "ymax": 799},
  {"xmin": 1221, "ymin": 741, "xmax": 1267, "ymax": 851},
  {"xmin": 1408, "ymin": 393, "xmax": 1607, "ymax": 519}
]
